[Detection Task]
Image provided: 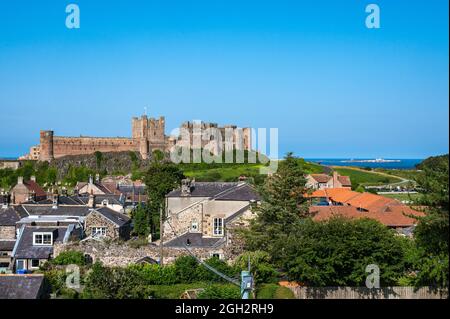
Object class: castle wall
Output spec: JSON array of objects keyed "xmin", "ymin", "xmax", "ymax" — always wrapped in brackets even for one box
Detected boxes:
[{"xmin": 51, "ymin": 136, "xmax": 139, "ymax": 159}]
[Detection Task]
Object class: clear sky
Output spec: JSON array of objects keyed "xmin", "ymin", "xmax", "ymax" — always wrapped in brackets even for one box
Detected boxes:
[{"xmin": 0, "ymin": 0, "xmax": 448, "ymax": 159}]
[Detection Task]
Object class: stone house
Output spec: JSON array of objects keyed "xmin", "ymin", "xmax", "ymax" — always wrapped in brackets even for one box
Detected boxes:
[
  {"xmin": 84, "ymin": 207, "xmax": 131, "ymax": 240},
  {"xmin": 12, "ymin": 224, "xmax": 82, "ymax": 272},
  {"xmin": 0, "ymin": 196, "xmax": 26, "ymax": 272},
  {"xmin": 306, "ymin": 171, "xmax": 352, "ymax": 190},
  {"xmin": 10, "ymin": 176, "xmax": 47, "ymax": 204},
  {"xmin": 163, "ymin": 180, "xmax": 260, "ymax": 260}
]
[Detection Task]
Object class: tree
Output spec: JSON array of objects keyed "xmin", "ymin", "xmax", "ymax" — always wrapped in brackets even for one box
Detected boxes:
[
  {"xmin": 412, "ymin": 154, "xmax": 449, "ymax": 288},
  {"xmin": 242, "ymin": 153, "xmax": 308, "ymax": 259},
  {"xmin": 131, "ymin": 204, "xmax": 151, "ymax": 237},
  {"xmin": 143, "ymin": 160, "xmax": 185, "ymax": 238},
  {"xmin": 280, "ymin": 217, "xmax": 408, "ymax": 286}
]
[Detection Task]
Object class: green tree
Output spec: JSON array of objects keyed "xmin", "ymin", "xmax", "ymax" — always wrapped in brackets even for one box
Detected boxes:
[
  {"xmin": 280, "ymin": 217, "xmax": 408, "ymax": 286},
  {"xmin": 143, "ymin": 160, "xmax": 185, "ymax": 238},
  {"xmin": 243, "ymin": 153, "xmax": 308, "ymax": 260},
  {"xmin": 131, "ymin": 204, "xmax": 151, "ymax": 237}
]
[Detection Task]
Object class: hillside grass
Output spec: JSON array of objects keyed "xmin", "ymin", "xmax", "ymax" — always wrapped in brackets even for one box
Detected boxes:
[
  {"xmin": 180, "ymin": 158, "xmax": 324, "ymax": 184},
  {"xmin": 333, "ymin": 166, "xmax": 403, "ymax": 188}
]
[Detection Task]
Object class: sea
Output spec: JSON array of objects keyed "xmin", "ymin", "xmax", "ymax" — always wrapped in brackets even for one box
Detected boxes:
[{"xmin": 305, "ymin": 158, "xmax": 423, "ymax": 170}]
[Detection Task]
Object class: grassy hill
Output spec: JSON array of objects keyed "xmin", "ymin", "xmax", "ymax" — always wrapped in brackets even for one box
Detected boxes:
[{"xmin": 332, "ymin": 166, "xmax": 403, "ymax": 188}]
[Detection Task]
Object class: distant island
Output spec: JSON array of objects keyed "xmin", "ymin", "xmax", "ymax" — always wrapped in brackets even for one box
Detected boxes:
[{"xmin": 341, "ymin": 158, "xmax": 401, "ymax": 163}]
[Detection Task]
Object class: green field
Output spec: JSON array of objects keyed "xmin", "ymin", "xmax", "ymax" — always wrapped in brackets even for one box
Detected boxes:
[
  {"xmin": 333, "ymin": 167, "xmax": 403, "ymax": 188},
  {"xmin": 373, "ymin": 168, "xmax": 423, "ymax": 181},
  {"xmin": 180, "ymin": 158, "xmax": 324, "ymax": 185},
  {"xmin": 379, "ymin": 192, "xmax": 422, "ymax": 203}
]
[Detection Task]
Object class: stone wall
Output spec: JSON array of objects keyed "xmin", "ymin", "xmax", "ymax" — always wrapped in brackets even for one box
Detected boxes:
[
  {"xmin": 53, "ymin": 240, "xmax": 225, "ymax": 267},
  {"xmin": 0, "ymin": 225, "xmax": 15, "ymax": 240},
  {"xmin": 84, "ymin": 211, "xmax": 121, "ymax": 240}
]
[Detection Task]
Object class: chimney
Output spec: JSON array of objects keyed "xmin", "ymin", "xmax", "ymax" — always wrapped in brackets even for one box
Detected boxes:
[
  {"xmin": 18, "ymin": 176, "xmax": 24, "ymax": 185},
  {"xmin": 181, "ymin": 178, "xmax": 192, "ymax": 196},
  {"xmin": 88, "ymin": 190, "xmax": 96, "ymax": 208},
  {"xmin": 30, "ymin": 175, "xmax": 36, "ymax": 182},
  {"xmin": 89, "ymin": 174, "xmax": 93, "ymax": 185},
  {"xmin": 1, "ymin": 192, "xmax": 9, "ymax": 209},
  {"xmin": 52, "ymin": 189, "xmax": 59, "ymax": 209},
  {"xmin": 332, "ymin": 171, "xmax": 339, "ymax": 187}
]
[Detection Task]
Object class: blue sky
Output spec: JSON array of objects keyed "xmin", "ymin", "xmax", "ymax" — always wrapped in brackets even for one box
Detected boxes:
[{"xmin": 0, "ymin": 0, "xmax": 448, "ymax": 159}]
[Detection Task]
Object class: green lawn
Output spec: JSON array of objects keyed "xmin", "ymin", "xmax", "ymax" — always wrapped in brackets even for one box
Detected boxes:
[
  {"xmin": 379, "ymin": 192, "xmax": 422, "ymax": 203},
  {"xmin": 333, "ymin": 167, "xmax": 403, "ymax": 188},
  {"xmin": 180, "ymin": 158, "xmax": 324, "ymax": 185}
]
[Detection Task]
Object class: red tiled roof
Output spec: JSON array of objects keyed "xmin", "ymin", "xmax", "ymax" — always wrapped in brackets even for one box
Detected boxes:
[
  {"xmin": 309, "ymin": 205, "xmax": 424, "ymax": 227},
  {"xmin": 23, "ymin": 180, "xmax": 46, "ymax": 198},
  {"xmin": 310, "ymin": 174, "xmax": 331, "ymax": 183},
  {"xmin": 338, "ymin": 175, "xmax": 352, "ymax": 186}
]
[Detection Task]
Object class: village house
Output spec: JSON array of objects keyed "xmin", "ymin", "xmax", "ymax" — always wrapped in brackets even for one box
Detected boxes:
[
  {"xmin": 9, "ymin": 176, "xmax": 47, "ymax": 204},
  {"xmin": 306, "ymin": 188, "xmax": 425, "ymax": 235},
  {"xmin": 306, "ymin": 171, "xmax": 352, "ymax": 190},
  {"xmin": 84, "ymin": 206, "xmax": 131, "ymax": 240},
  {"xmin": 0, "ymin": 194, "xmax": 27, "ymax": 272},
  {"xmin": 12, "ymin": 224, "xmax": 82, "ymax": 271},
  {"xmin": 162, "ymin": 179, "xmax": 260, "ymax": 260}
]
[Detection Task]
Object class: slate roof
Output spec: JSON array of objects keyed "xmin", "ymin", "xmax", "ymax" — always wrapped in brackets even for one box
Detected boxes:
[
  {"xmin": 13, "ymin": 226, "xmax": 69, "ymax": 259},
  {"xmin": 93, "ymin": 207, "xmax": 130, "ymax": 227},
  {"xmin": 164, "ymin": 232, "xmax": 223, "ymax": 248},
  {"xmin": 0, "ymin": 206, "xmax": 22, "ymax": 226},
  {"xmin": 20, "ymin": 205, "xmax": 90, "ymax": 216},
  {"xmin": 118, "ymin": 185, "xmax": 147, "ymax": 195},
  {"xmin": 166, "ymin": 182, "xmax": 260, "ymax": 201},
  {"xmin": 0, "ymin": 275, "xmax": 45, "ymax": 299},
  {"xmin": 76, "ymin": 194, "xmax": 123, "ymax": 206},
  {"xmin": 0, "ymin": 240, "xmax": 16, "ymax": 251}
]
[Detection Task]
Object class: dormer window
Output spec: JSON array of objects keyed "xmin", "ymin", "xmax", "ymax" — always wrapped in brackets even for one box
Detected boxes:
[{"xmin": 33, "ymin": 232, "xmax": 53, "ymax": 246}]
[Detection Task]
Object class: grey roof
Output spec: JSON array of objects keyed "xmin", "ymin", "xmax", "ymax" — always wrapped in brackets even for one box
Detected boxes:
[
  {"xmin": 118, "ymin": 185, "xmax": 146, "ymax": 195},
  {"xmin": 13, "ymin": 226, "xmax": 68, "ymax": 259},
  {"xmin": 93, "ymin": 207, "xmax": 130, "ymax": 227},
  {"xmin": 0, "ymin": 275, "xmax": 45, "ymax": 299},
  {"xmin": 0, "ymin": 240, "xmax": 16, "ymax": 251},
  {"xmin": 166, "ymin": 182, "xmax": 261, "ymax": 201},
  {"xmin": 167, "ymin": 182, "xmax": 239, "ymax": 198},
  {"xmin": 76, "ymin": 194, "xmax": 122, "ymax": 206},
  {"xmin": 0, "ymin": 207, "xmax": 22, "ymax": 226},
  {"xmin": 164, "ymin": 232, "xmax": 223, "ymax": 248},
  {"xmin": 215, "ymin": 184, "xmax": 261, "ymax": 201},
  {"xmin": 21, "ymin": 205, "xmax": 90, "ymax": 217}
]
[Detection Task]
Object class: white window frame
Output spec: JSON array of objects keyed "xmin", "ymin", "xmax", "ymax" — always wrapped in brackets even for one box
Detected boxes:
[
  {"xmin": 91, "ymin": 227, "xmax": 107, "ymax": 237},
  {"xmin": 213, "ymin": 218, "xmax": 224, "ymax": 236},
  {"xmin": 33, "ymin": 232, "xmax": 53, "ymax": 246},
  {"xmin": 191, "ymin": 220, "xmax": 199, "ymax": 232},
  {"xmin": 30, "ymin": 259, "xmax": 40, "ymax": 269}
]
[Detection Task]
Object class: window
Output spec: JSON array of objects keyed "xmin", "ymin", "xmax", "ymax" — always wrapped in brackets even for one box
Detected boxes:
[
  {"xmin": 212, "ymin": 253, "xmax": 221, "ymax": 259},
  {"xmin": 16, "ymin": 259, "xmax": 25, "ymax": 270},
  {"xmin": 91, "ymin": 227, "xmax": 107, "ymax": 237},
  {"xmin": 33, "ymin": 232, "xmax": 53, "ymax": 246},
  {"xmin": 213, "ymin": 218, "xmax": 224, "ymax": 236},
  {"xmin": 31, "ymin": 259, "xmax": 40, "ymax": 269}
]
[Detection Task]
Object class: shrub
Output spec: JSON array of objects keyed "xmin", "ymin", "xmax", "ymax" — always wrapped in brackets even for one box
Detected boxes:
[
  {"xmin": 174, "ymin": 256, "xmax": 200, "ymax": 283},
  {"xmin": 197, "ymin": 284, "xmax": 241, "ymax": 299},
  {"xmin": 196, "ymin": 257, "xmax": 238, "ymax": 282},
  {"xmin": 52, "ymin": 251, "xmax": 85, "ymax": 266},
  {"xmin": 234, "ymin": 251, "xmax": 278, "ymax": 284}
]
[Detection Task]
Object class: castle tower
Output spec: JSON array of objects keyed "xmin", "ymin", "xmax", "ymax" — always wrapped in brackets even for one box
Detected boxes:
[{"xmin": 39, "ymin": 130, "xmax": 54, "ymax": 161}]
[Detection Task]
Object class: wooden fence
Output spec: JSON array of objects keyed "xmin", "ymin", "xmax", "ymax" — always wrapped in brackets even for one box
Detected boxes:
[{"xmin": 289, "ymin": 286, "xmax": 448, "ymax": 299}]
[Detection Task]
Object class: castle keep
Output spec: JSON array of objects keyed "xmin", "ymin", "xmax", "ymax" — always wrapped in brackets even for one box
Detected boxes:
[{"xmin": 22, "ymin": 115, "xmax": 251, "ymax": 161}]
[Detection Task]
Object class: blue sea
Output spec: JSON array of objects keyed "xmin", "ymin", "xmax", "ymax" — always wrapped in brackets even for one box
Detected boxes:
[{"xmin": 305, "ymin": 158, "xmax": 423, "ymax": 170}]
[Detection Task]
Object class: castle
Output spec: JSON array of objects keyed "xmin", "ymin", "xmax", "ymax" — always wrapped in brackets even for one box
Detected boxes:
[{"xmin": 20, "ymin": 115, "xmax": 252, "ymax": 161}]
